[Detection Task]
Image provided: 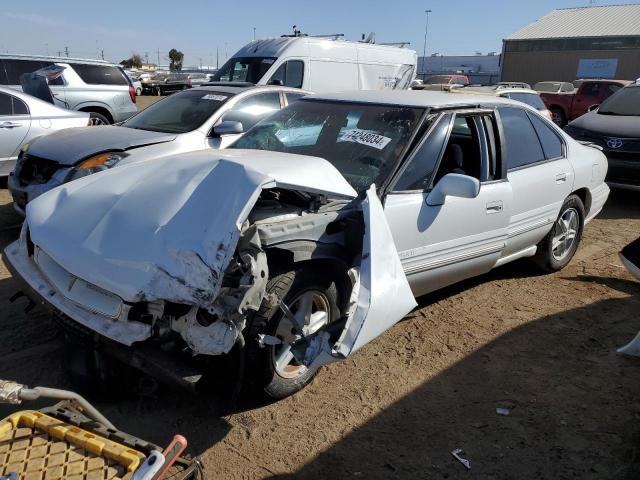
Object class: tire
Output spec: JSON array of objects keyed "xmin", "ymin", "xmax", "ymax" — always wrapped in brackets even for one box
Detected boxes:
[
  {"xmin": 88, "ymin": 112, "xmax": 110, "ymax": 126},
  {"xmin": 245, "ymin": 267, "xmax": 344, "ymax": 399},
  {"xmin": 550, "ymin": 107, "xmax": 566, "ymax": 127},
  {"xmin": 533, "ymin": 194, "xmax": 585, "ymax": 272}
]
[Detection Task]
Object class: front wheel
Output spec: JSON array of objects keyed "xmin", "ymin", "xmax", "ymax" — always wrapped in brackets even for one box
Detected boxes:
[
  {"xmin": 533, "ymin": 194, "xmax": 585, "ymax": 272},
  {"xmin": 245, "ymin": 268, "xmax": 344, "ymax": 399}
]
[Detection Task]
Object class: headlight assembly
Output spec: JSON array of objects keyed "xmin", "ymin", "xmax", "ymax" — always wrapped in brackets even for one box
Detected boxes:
[{"xmin": 65, "ymin": 151, "xmax": 128, "ymax": 182}]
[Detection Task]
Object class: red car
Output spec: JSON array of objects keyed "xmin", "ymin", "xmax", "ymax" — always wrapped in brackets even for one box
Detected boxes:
[{"xmin": 538, "ymin": 79, "xmax": 631, "ymax": 126}]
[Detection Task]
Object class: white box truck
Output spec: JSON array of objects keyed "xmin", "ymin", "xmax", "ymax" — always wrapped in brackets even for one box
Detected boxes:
[{"xmin": 211, "ymin": 35, "xmax": 417, "ymax": 92}]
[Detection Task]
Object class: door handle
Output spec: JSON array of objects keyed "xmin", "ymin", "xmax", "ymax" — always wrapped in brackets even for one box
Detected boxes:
[
  {"xmin": 556, "ymin": 173, "xmax": 568, "ymax": 183},
  {"xmin": 0, "ymin": 122, "xmax": 22, "ymax": 129},
  {"xmin": 486, "ymin": 200, "xmax": 503, "ymax": 214}
]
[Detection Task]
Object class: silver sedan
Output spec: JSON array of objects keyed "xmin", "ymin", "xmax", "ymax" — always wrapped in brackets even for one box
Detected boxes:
[{"xmin": 0, "ymin": 86, "xmax": 89, "ymax": 176}]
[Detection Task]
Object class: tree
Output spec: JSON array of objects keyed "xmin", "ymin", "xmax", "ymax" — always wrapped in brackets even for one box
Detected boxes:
[
  {"xmin": 169, "ymin": 49, "xmax": 184, "ymax": 71},
  {"xmin": 120, "ymin": 54, "xmax": 143, "ymax": 69}
]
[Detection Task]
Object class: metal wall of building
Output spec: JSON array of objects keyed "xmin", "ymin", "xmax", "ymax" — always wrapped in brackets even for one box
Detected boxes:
[{"xmin": 501, "ymin": 49, "xmax": 640, "ymax": 84}]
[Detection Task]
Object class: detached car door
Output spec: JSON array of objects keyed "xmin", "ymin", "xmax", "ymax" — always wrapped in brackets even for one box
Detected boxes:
[
  {"xmin": 0, "ymin": 92, "xmax": 30, "ymax": 169},
  {"xmin": 497, "ymin": 106, "xmax": 573, "ymax": 257},
  {"xmin": 384, "ymin": 110, "xmax": 512, "ymax": 297}
]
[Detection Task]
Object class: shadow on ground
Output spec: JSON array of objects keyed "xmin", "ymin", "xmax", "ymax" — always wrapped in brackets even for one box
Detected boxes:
[{"xmin": 271, "ymin": 283, "xmax": 640, "ymax": 479}]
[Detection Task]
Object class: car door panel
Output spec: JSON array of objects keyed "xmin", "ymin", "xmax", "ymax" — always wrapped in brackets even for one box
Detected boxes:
[
  {"xmin": 0, "ymin": 93, "xmax": 31, "ymax": 163},
  {"xmin": 385, "ymin": 180, "xmax": 511, "ymax": 297}
]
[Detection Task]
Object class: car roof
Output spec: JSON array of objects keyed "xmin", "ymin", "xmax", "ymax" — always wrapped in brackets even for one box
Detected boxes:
[
  {"xmin": 0, "ymin": 53, "xmax": 116, "ymax": 67},
  {"xmin": 455, "ymin": 87, "xmax": 540, "ymax": 96},
  {"xmin": 307, "ymin": 90, "xmax": 521, "ymax": 109}
]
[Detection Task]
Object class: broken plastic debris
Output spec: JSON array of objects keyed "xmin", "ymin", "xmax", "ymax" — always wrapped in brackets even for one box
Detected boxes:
[
  {"xmin": 617, "ymin": 331, "xmax": 640, "ymax": 357},
  {"xmin": 496, "ymin": 407, "xmax": 510, "ymax": 416},
  {"xmin": 451, "ymin": 448, "xmax": 471, "ymax": 470}
]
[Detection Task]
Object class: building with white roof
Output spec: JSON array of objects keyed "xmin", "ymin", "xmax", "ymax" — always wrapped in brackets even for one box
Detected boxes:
[{"xmin": 501, "ymin": 4, "xmax": 640, "ymax": 84}]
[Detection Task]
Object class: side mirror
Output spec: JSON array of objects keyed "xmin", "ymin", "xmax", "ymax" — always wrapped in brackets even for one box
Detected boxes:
[
  {"xmin": 588, "ymin": 104, "xmax": 599, "ymax": 112},
  {"xmin": 213, "ymin": 120, "xmax": 244, "ymax": 136},
  {"xmin": 426, "ymin": 173, "xmax": 480, "ymax": 206},
  {"xmin": 267, "ymin": 78, "xmax": 284, "ymax": 86}
]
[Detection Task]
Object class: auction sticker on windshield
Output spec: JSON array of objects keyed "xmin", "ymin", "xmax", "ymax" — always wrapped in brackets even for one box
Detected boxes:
[
  {"xmin": 339, "ymin": 129, "xmax": 392, "ymax": 150},
  {"xmin": 202, "ymin": 94, "xmax": 228, "ymax": 101}
]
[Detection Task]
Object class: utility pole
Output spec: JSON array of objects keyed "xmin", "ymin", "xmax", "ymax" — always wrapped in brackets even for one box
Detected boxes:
[
  {"xmin": 157, "ymin": 48, "xmax": 160, "ymax": 66},
  {"xmin": 422, "ymin": 9, "xmax": 432, "ymax": 78},
  {"xmin": 101, "ymin": 50, "xmax": 104, "ymax": 61},
  {"xmin": 225, "ymin": 43, "xmax": 228, "ymax": 59},
  {"xmin": 253, "ymin": 27, "xmax": 256, "ymax": 41},
  {"xmin": 57, "ymin": 50, "xmax": 62, "ymax": 57},
  {"xmin": 64, "ymin": 46, "xmax": 69, "ymax": 57},
  {"xmin": 216, "ymin": 47, "xmax": 219, "ymax": 68},
  {"xmin": 144, "ymin": 52, "xmax": 149, "ymax": 64}
]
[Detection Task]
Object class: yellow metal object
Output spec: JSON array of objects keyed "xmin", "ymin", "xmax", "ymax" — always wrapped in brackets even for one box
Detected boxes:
[{"xmin": 0, "ymin": 410, "xmax": 145, "ymax": 480}]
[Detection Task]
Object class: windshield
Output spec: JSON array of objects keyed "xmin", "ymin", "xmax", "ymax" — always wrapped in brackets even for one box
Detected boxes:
[
  {"xmin": 212, "ymin": 57, "xmax": 276, "ymax": 83},
  {"xmin": 230, "ymin": 100, "xmax": 424, "ymax": 192},
  {"xmin": 598, "ymin": 87, "xmax": 640, "ymax": 116},
  {"xmin": 123, "ymin": 89, "xmax": 233, "ymax": 133}
]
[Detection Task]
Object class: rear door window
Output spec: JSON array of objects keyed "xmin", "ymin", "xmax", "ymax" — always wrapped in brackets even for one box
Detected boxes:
[
  {"xmin": 0, "ymin": 92, "xmax": 12, "ymax": 115},
  {"xmin": 498, "ymin": 107, "xmax": 545, "ymax": 170},
  {"xmin": 70, "ymin": 64, "xmax": 129, "ymax": 85}
]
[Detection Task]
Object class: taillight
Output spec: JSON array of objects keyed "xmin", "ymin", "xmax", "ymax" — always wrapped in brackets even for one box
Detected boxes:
[{"xmin": 129, "ymin": 85, "xmax": 136, "ymax": 104}]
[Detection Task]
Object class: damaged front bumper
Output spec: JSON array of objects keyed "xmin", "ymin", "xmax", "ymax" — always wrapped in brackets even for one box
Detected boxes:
[
  {"xmin": 7, "ymin": 166, "xmax": 70, "ymax": 217},
  {"xmin": 2, "ymin": 227, "xmax": 152, "ymax": 345}
]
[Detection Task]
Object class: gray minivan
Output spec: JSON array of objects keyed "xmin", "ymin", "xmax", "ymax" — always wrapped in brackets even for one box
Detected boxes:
[{"xmin": 0, "ymin": 54, "xmax": 138, "ymax": 125}]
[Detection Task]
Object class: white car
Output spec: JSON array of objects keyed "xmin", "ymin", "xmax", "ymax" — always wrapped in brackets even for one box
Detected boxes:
[
  {"xmin": 3, "ymin": 91, "xmax": 609, "ymax": 399},
  {"xmin": 0, "ymin": 86, "xmax": 89, "ymax": 176},
  {"xmin": 8, "ymin": 84, "xmax": 309, "ymax": 213},
  {"xmin": 455, "ymin": 86, "xmax": 553, "ymax": 120}
]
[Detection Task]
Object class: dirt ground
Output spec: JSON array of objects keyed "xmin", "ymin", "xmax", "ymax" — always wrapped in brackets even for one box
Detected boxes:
[{"xmin": 0, "ymin": 182, "xmax": 639, "ymax": 479}]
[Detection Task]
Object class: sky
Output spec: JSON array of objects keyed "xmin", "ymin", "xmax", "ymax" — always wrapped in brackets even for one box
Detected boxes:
[{"xmin": 1, "ymin": 0, "xmax": 637, "ymax": 68}]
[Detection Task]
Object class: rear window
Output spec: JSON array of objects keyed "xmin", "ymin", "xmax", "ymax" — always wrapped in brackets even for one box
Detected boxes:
[
  {"xmin": 71, "ymin": 64, "xmax": 129, "ymax": 85},
  {"xmin": 123, "ymin": 89, "xmax": 232, "ymax": 133},
  {"xmin": 502, "ymin": 92, "xmax": 546, "ymax": 111},
  {"xmin": 1, "ymin": 59, "xmax": 53, "ymax": 85}
]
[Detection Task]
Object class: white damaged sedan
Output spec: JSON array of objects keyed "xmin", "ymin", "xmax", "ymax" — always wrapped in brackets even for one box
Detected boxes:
[{"xmin": 3, "ymin": 91, "xmax": 610, "ymax": 398}]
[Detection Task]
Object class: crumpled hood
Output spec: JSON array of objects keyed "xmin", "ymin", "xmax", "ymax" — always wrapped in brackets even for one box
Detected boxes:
[
  {"xmin": 570, "ymin": 110, "xmax": 640, "ymax": 138},
  {"xmin": 26, "ymin": 149, "xmax": 357, "ymax": 305},
  {"xmin": 29, "ymin": 126, "xmax": 177, "ymax": 165}
]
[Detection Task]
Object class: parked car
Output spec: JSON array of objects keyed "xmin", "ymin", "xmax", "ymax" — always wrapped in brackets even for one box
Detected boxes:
[
  {"xmin": 533, "ymin": 81, "xmax": 575, "ymax": 94},
  {"xmin": 416, "ymin": 74, "xmax": 470, "ymax": 91},
  {"xmin": 212, "ymin": 35, "xmax": 416, "ymax": 92},
  {"xmin": 3, "ymin": 91, "xmax": 609, "ymax": 399},
  {"xmin": 140, "ymin": 73, "xmax": 166, "ymax": 95},
  {"xmin": 0, "ymin": 54, "xmax": 137, "ymax": 125},
  {"xmin": 564, "ymin": 81, "xmax": 640, "ymax": 191},
  {"xmin": 8, "ymin": 85, "xmax": 310, "ymax": 213},
  {"xmin": 496, "ymin": 81, "xmax": 531, "ymax": 90},
  {"xmin": 141, "ymin": 73, "xmax": 192, "ymax": 95},
  {"xmin": 538, "ymin": 79, "xmax": 631, "ymax": 126},
  {"xmin": 124, "ymin": 71, "xmax": 143, "ymax": 96},
  {"xmin": 455, "ymin": 86, "xmax": 552, "ymax": 120},
  {"xmin": 186, "ymin": 73, "xmax": 210, "ymax": 87},
  {"xmin": 0, "ymin": 86, "xmax": 89, "ymax": 176}
]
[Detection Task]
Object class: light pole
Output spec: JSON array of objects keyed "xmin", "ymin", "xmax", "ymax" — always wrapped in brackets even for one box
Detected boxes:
[
  {"xmin": 253, "ymin": 27, "xmax": 256, "ymax": 41},
  {"xmin": 422, "ymin": 9, "xmax": 432, "ymax": 78}
]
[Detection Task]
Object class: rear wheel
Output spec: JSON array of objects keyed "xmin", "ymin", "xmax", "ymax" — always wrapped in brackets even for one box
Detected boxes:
[
  {"xmin": 533, "ymin": 194, "xmax": 584, "ymax": 272},
  {"xmin": 245, "ymin": 268, "xmax": 343, "ymax": 399},
  {"xmin": 88, "ymin": 112, "xmax": 110, "ymax": 126}
]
